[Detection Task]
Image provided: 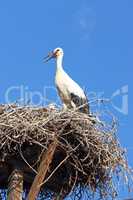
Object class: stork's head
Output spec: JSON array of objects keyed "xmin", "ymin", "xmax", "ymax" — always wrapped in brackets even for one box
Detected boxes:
[
  {"xmin": 53, "ymin": 47, "xmax": 64, "ymax": 57},
  {"xmin": 44, "ymin": 47, "xmax": 64, "ymax": 62}
]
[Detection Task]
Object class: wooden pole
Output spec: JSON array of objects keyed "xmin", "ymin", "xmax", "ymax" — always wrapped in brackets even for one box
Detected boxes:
[
  {"xmin": 7, "ymin": 169, "xmax": 23, "ymax": 200},
  {"xmin": 27, "ymin": 140, "xmax": 57, "ymax": 200}
]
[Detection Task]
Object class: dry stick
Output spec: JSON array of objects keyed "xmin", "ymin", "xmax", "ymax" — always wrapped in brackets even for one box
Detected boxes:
[
  {"xmin": 39, "ymin": 154, "xmax": 70, "ymax": 187},
  {"xmin": 7, "ymin": 169, "xmax": 23, "ymax": 200},
  {"xmin": 19, "ymin": 147, "xmax": 38, "ymax": 174},
  {"xmin": 39, "ymin": 145, "xmax": 81, "ymax": 190},
  {"xmin": 27, "ymin": 139, "xmax": 58, "ymax": 200}
]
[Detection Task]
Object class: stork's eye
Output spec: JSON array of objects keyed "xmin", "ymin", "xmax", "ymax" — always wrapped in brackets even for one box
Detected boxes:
[{"xmin": 56, "ymin": 49, "xmax": 60, "ymax": 52}]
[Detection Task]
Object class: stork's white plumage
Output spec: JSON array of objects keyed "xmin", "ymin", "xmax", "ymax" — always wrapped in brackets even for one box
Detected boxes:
[{"xmin": 44, "ymin": 47, "xmax": 89, "ymax": 114}]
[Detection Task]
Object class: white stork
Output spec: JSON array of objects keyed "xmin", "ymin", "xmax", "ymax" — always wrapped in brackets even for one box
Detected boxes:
[{"xmin": 44, "ymin": 47, "xmax": 89, "ymax": 114}]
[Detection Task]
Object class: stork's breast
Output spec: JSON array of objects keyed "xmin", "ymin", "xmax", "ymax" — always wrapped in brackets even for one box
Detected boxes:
[{"xmin": 55, "ymin": 74, "xmax": 70, "ymax": 102}]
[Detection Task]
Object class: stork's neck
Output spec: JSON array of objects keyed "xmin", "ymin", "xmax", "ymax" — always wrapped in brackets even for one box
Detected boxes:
[{"xmin": 56, "ymin": 55, "xmax": 63, "ymax": 70}]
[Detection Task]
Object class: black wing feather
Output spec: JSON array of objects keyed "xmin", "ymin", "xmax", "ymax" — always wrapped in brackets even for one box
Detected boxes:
[{"xmin": 70, "ymin": 93, "xmax": 89, "ymax": 114}]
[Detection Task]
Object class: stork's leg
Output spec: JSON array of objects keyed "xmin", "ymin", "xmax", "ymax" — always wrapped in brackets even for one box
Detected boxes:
[
  {"xmin": 62, "ymin": 103, "xmax": 68, "ymax": 111},
  {"xmin": 71, "ymin": 101, "xmax": 77, "ymax": 111}
]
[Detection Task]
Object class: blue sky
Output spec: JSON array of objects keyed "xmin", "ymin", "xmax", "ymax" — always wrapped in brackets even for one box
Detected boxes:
[{"xmin": 0, "ymin": 0, "xmax": 132, "ymax": 199}]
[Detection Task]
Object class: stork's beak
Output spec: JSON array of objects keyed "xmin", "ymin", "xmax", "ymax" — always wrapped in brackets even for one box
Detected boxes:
[{"xmin": 43, "ymin": 51, "xmax": 55, "ymax": 63}]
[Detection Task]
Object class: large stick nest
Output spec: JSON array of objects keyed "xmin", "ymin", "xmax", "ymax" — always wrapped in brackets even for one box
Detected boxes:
[{"xmin": 0, "ymin": 104, "xmax": 131, "ymax": 199}]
